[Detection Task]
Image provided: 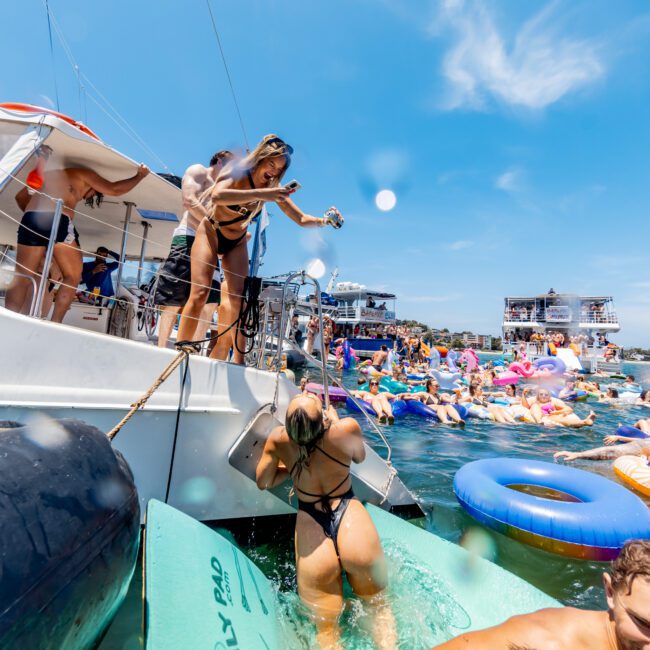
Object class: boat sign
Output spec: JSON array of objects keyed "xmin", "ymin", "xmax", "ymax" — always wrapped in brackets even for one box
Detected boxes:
[
  {"xmin": 545, "ymin": 306, "xmax": 572, "ymax": 322},
  {"xmin": 145, "ymin": 500, "xmax": 278, "ymax": 649}
]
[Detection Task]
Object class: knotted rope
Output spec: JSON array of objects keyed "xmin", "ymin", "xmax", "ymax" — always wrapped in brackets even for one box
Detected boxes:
[{"xmin": 106, "ymin": 345, "xmax": 196, "ymax": 441}]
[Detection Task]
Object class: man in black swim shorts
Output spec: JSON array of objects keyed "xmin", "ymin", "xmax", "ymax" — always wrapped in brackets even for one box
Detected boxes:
[{"xmin": 6, "ymin": 164, "xmax": 149, "ymax": 321}]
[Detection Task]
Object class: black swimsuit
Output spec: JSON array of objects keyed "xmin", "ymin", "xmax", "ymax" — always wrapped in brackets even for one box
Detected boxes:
[
  {"xmin": 292, "ymin": 446, "xmax": 355, "ymax": 560},
  {"xmin": 208, "ymin": 170, "xmax": 261, "ymax": 255}
]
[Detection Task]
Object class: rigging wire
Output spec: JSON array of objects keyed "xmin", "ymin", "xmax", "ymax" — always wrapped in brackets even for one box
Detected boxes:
[
  {"xmin": 205, "ymin": 0, "xmax": 250, "ymax": 151},
  {"xmin": 44, "ymin": 0, "xmax": 61, "ymax": 111},
  {"xmin": 41, "ymin": 0, "xmax": 170, "ymax": 171}
]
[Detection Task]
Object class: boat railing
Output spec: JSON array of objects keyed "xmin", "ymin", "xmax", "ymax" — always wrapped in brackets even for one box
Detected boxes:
[
  {"xmin": 266, "ymin": 272, "xmax": 393, "ymax": 463},
  {"xmin": 503, "ymin": 310, "xmax": 619, "ymax": 325}
]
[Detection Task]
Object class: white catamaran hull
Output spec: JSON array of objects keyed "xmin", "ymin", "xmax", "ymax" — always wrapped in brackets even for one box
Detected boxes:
[{"xmin": 0, "ymin": 308, "xmax": 418, "ymax": 522}]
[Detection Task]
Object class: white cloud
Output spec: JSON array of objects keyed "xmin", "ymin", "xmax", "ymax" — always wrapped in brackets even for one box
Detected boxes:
[
  {"xmin": 447, "ymin": 239, "xmax": 474, "ymax": 251},
  {"xmin": 434, "ymin": 1, "xmax": 605, "ymax": 111},
  {"xmin": 495, "ymin": 168, "xmax": 523, "ymax": 192}
]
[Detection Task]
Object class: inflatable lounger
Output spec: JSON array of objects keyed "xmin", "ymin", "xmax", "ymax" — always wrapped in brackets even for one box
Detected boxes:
[{"xmin": 145, "ymin": 501, "xmax": 559, "ymax": 648}]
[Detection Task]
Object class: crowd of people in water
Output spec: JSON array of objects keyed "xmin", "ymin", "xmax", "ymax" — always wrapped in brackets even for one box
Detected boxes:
[{"xmin": 257, "ymin": 322, "xmax": 650, "ymax": 648}]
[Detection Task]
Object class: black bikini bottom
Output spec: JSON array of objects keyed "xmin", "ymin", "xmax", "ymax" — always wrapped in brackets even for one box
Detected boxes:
[
  {"xmin": 298, "ymin": 488, "xmax": 355, "ymax": 558},
  {"xmin": 216, "ymin": 229, "xmax": 246, "ymax": 255}
]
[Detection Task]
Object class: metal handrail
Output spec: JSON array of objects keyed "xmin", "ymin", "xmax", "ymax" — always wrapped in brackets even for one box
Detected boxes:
[
  {"xmin": 272, "ymin": 271, "xmax": 394, "ymax": 464},
  {"xmin": 282, "ymin": 335, "xmax": 393, "ymax": 465},
  {"xmin": 275, "ymin": 271, "xmax": 330, "ymax": 409}
]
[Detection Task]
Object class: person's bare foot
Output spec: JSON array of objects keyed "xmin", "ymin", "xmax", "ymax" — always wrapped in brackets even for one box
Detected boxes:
[
  {"xmin": 387, "ymin": 415, "xmax": 395, "ymax": 425},
  {"xmin": 378, "ymin": 415, "xmax": 387, "ymax": 424},
  {"xmin": 458, "ymin": 419, "xmax": 466, "ymax": 429},
  {"xmin": 584, "ymin": 410, "xmax": 597, "ymax": 426},
  {"xmin": 554, "ymin": 450, "xmax": 578, "ymax": 462}
]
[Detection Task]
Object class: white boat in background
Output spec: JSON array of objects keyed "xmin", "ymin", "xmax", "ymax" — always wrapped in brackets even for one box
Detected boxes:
[
  {"xmin": 501, "ymin": 290, "xmax": 623, "ymax": 373},
  {"xmin": 0, "ymin": 105, "xmax": 422, "ymax": 524},
  {"xmin": 330, "ymin": 281, "xmax": 397, "ymax": 358}
]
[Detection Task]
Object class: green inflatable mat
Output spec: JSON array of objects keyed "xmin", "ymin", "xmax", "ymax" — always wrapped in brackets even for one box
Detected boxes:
[
  {"xmin": 145, "ymin": 500, "xmax": 278, "ymax": 650},
  {"xmin": 145, "ymin": 501, "xmax": 560, "ymax": 648},
  {"xmin": 367, "ymin": 504, "xmax": 560, "ymax": 633}
]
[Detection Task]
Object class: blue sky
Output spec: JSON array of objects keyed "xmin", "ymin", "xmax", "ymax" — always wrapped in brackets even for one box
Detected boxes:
[{"xmin": 3, "ymin": 0, "xmax": 650, "ymax": 345}]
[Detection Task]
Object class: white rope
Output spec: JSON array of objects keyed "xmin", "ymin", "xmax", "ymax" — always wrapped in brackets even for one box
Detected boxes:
[{"xmin": 42, "ymin": 1, "xmax": 170, "ymax": 171}]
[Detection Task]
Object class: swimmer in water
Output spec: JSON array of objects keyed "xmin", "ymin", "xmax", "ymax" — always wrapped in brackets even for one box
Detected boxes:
[
  {"xmin": 256, "ymin": 393, "xmax": 396, "ymax": 649},
  {"xmin": 370, "ymin": 345, "xmax": 389, "ymax": 373},
  {"xmin": 522, "ymin": 387, "xmax": 596, "ymax": 428},
  {"xmin": 433, "ymin": 539, "xmax": 650, "ymax": 650}
]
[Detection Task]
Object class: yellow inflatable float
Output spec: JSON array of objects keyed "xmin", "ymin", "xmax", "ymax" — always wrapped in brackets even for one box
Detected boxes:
[{"xmin": 614, "ymin": 455, "xmax": 650, "ymax": 497}]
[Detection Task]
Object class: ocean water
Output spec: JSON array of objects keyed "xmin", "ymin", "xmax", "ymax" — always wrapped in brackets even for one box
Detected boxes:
[{"xmin": 100, "ymin": 360, "xmax": 650, "ymax": 648}]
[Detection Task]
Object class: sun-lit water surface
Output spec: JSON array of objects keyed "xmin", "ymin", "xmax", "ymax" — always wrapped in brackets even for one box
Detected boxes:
[{"xmin": 100, "ymin": 359, "xmax": 650, "ymax": 648}]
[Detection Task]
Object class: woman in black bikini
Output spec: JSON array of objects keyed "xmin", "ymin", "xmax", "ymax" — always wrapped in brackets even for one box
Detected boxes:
[
  {"xmin": 256, "ymin": 393, "xmax": 396, "ymax": 649},
  {"xmin": 176, "ymin": 134, "xmax": 342, "ymax": 363}
]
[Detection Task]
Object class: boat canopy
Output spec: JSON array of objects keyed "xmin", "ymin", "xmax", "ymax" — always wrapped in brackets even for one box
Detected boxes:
[{"xmin": 0, "ymin": 106, "xmax": 181, "ymax": 260}]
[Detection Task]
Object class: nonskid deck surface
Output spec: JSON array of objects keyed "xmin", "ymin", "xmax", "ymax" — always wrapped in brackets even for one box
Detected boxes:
[{"xmin": 144, "ymin": 501, "xmax": 559, "ymax": 649}]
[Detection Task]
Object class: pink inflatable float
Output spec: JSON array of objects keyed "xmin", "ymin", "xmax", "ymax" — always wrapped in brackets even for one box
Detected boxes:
[{"xmin": 493, "ymin": 371, "xmax": 520, "ymax": 386}]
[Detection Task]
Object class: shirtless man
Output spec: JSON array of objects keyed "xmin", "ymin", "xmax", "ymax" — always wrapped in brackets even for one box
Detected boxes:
[
  {"xmin": 371, "ymin": 345, "xmax": 389, "ymax": 373},
  {"xmin": 434, "ymin": 538, "xmax": 650, "ymax": 649},
  {"xmin": 6, "ymin": 164, "xmax": 149, "ymax": 322},
  {"xmin": 154, "ymin": 151, "xmax": 232, "ymax": 348}
]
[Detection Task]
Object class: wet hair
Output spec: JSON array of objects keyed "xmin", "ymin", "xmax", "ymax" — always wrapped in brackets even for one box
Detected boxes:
[
  {"xmin": 285, "ymin": 402, "xmax": 324, "ymax": 478},
  {"xmin": 608, "ymin": 388, "xmax": 619, "ymax": 398},
  {"xmin": 209, "ymin": 150, "xmax": 233, "ymax": 167},
  {"xmin": 381, "ymin": 345, "xmax": 387, "ymax": 351},
  {"xmin": 626, "ymin": 375, "xmax": 635, "ymax": 382},
  {"xmin": 469, "ymin": 384, "xmax": 481, "ymax": 397},
  {"xmin": 610, "ymin": 539, "xmax": 650, "ymax": 594},
  {"xmin": 641, "ymin": 390, "xmax": 649, "ymax": 401}
]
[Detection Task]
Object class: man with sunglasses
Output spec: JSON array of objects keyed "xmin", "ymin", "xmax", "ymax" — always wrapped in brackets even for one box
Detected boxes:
[{"xmin": 434, "ymin": 539, "xmax": 650, "ymax": 649}]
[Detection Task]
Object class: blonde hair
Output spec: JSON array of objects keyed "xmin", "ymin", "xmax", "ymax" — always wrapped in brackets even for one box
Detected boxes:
[{"xmin": 207, "ymin": 134, "xmax": 292, "ymax": 230}]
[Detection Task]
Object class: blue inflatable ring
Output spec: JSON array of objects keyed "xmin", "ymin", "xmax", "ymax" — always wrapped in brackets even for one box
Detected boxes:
[
  {"xmin": 405, "ymin": 400, "xmax": 469, "ymax": 422},
  {"xmin": 345, "ymin": 397, "xmax": 407, "ymax": 419},
  {"xmin": 616, "ymin": 425, "xmax": 650, "ymax": 440},
  {"xmin": 453, "ymin": 458, "xmax": 650, "ymax": 561}
]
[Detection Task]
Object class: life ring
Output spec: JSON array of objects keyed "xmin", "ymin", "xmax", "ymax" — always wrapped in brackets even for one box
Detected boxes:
[
  {"xmin": 616, "ymin": 425, "xmax": 650, "ymax": 440},
  {"xmin": 453, "ymin": 458, "xmax": 650, "ymax": 561},
  {"xmin": 614, "ymin": 455, "xmax": 650, "ymax": 497},
  {"xmin": 305, "ymin": 383, "xmax": 348, "ymax": 402},
  {"xmin": 0, "ymin": 102, "xmax": 100, "ymax": 140}
]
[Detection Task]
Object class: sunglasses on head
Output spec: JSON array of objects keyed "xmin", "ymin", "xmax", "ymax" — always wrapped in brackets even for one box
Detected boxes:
[{"xmin": 267, "ymin": 137, "xmax": 294, "ymax": 155}]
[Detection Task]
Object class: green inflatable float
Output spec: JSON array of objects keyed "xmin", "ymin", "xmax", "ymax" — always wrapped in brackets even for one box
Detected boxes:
[{"xmin": 145, "ymin": 501, "xmax": 559, "ymax": 647}]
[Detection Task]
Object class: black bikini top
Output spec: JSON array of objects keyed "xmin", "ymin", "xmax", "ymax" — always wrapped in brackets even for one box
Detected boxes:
[
  {"xmin": 291, "ymin": 445, "xmax": 351, "ymax": 501},
  {"xmin": 219, "ymin": 169, "xmax": 262, "ymax": 226}
]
